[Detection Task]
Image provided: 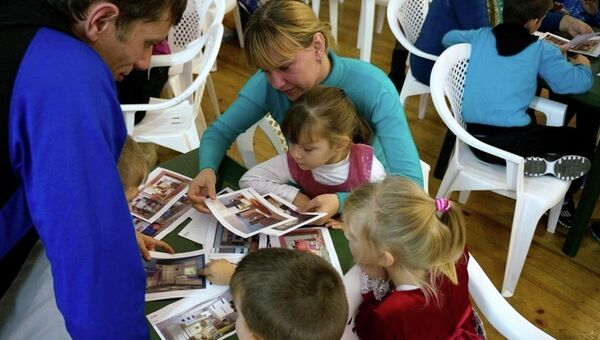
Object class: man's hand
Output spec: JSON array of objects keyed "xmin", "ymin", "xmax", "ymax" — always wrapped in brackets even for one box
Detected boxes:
[
  {"xmin": 201, "ymin": 259, "xmax": 236, "ymax": 285},
  {"xmin": 188, "ymin": 168, "xmax": 217, "ymax": 213},
  {"xmin": 560, "ymin": 15, "xmax": 594, "ymax": 37},
  {"xmin": 136, "ymin": 232, "xmax": 175, "ymax": 261},
  {"xmin": 302, "ymin": 194, "xmax": 340, "ymax": 225}
]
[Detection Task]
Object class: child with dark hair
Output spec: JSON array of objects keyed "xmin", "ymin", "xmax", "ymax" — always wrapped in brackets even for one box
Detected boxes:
[
  {"xmin": 203, "ymin": 248, "xmax": 349, "ymax": 340},
  {"xmin": 442, "ymin": 0, "xmax": 595, "ymax": 228}
]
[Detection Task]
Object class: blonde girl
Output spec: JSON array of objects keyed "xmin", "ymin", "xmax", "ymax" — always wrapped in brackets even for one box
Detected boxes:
[
  {"xmin": 189, "ymin": 0, "xmax": 422, "ymax": 223},
  {"xmin": 343, "ymin": 176, "xmax": 485, "ymax": 339},
  {"xmin": 239, "ymin": 86, "xmax": 386, "ymax": 221}
]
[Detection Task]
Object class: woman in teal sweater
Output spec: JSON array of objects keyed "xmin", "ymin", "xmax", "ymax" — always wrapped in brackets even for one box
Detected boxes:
[{"xmin": 188, "ymin": 0, "xmax": 422, "ymax": 222}]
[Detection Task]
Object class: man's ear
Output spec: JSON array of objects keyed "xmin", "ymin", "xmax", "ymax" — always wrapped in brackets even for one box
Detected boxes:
[
  {"xmin": 378, "ymin": 250, "xmax": 395, "ymax": 267},
  {"xmin": 84, "ymin": 3, "xmax": 119, "ymax": 42}
]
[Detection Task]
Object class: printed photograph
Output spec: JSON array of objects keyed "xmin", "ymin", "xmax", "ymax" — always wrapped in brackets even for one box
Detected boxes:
[
  {"xmin": 212, "ymin": 223, "xmax": 260, "ymax": 254},
  {"xmin": 205, "ymin": 188, "xmax": 295, "ymax": 238},
  {"xmin": 542, "ymin": 32, "xmax": 568, "ymax": 46},
  {"xmin": 279, "ymin": 228, "xmax": 332, "ymax": 264},
  {"xmin": 133, "ymin": 195, "xmax": 192, "ymax": 238},
  {"xmin": 144, "ymin": 253, "xmax": 206, "ymax": 295},
  {"xmin": 132, "ymin": 170, "xmax": 191, "ymax": 222},
  {"xmin": 262, "ymin": 194, "xmax": 325, "ymax": 235},
  {"xmin": 155, "ymin": 291, "xmax": 237, "ymax": 340}
]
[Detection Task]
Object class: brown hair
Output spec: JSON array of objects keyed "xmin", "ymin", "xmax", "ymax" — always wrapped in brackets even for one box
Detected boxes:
[
  {"xmin": 502, "ymin": 0, "xmax": 552, "ymax": 26},
  {"xmin": 46, "ymin": 0, "xmax": 186, "ymax": 37},
  {"xmin": 230, "ymin": 248, "xmax": 348, "ymax": 340},
  {"xmin": 282, "ymin": 86, "xmax": 372, "ymax": 148},
  {"xmin": 117, "ymin": 136, "xmax": 147, "ymax": 190},
  {"xmin": 244, "ymin": 0, "xmax": 335, "ymax": 70},
  {"xmin": 343, "ymin": 176, "xmax": 467, "ymax": 304}
]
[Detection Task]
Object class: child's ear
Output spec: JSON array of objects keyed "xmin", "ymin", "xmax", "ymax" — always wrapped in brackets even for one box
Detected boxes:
[
  {"xmin": 378, "ymin": 250, "xmax": 395, "ymax": 267},
  {"xmin": 84, "ymin": 3, "xmax": 119, "ymax": 42},
  {"xmin": 335, "ymin": 137, "xmax": 351, "ymax": 152},
  {"xmin": 524, "ymin": 18, "xmax": 541, "ymax": 33}
]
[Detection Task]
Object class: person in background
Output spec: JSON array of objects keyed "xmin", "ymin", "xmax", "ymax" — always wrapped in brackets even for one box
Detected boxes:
[
  {"xmin": 554, "ymin": 0, "xmax": 600, "ymax": 27},
  {"xmin": 0, "ymin": 0, "xmax": 186, "ymax": 337},
  {"xmin": 343, "ymin": 177, "xmax": 484, "ymax": 339},
  {"xmin": 203, "ymin": 248, "xmax": 349, "ymax": 340},
  {"xmin": 239, "ymin": 86, "xmax": 385, "ymax": 225},
  {"xmin": 442, "ymin": 0, "xmax": 593, "ymax": 227},
  {"xmin": 189, "ymin": 0, "xmax": 423, "ymax": 223}
]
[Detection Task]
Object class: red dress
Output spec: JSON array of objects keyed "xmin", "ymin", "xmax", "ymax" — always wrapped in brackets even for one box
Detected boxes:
[
  {"xmin": 354, "ymin": 253, "xmax": 483, "ymax": 340},
  {"xmin": 287, "ymin": 143, "xmax": 373, "ymax": 198}
]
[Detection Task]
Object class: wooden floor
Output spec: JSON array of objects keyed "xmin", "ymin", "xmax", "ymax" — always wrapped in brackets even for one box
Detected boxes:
[{"xmin": 165, "ymin": 3, "xmax": 600, "ymax": 338}]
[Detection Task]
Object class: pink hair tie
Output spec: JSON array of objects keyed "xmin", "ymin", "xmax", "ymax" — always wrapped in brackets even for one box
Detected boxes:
[{"xmin": 435, "ymin": 198, "xmax": 451, "ymax": 213}]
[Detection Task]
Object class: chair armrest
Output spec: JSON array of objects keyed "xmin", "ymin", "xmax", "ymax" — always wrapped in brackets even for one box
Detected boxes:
[
  {"xmin": 468, "ymin": 255, "xmax": 555, "ymax": 339},
  {"xmin": 529, "ymin": 96, "xmax": 567, "ymax": 127}
]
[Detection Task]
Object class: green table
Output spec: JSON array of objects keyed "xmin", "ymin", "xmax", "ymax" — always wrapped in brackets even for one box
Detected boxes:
[{"xmin": 144, "ymin": 151, "xmax": 354, "ymax": 339}]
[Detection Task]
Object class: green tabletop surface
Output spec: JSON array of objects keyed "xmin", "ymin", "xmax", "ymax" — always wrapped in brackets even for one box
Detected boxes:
[
  {"xmin": 145, "ymin": 150, "xmax": 353, "ymax": 339},
  {"xmin": 569, "ymin": 60, "xmax": 600, "ymax": 109}
]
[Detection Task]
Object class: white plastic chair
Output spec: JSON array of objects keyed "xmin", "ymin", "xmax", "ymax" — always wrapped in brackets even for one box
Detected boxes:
[
  {"xmin": 225, "ymin": 0, "xmax": 245, "ymax": 48},
  {"xmin": 387, "ymin": 0, "xmax": 435, "ymax": 120},
  {"xmin": 341, "ymin": 254, "xmax": 554, "ymax": 340},
  {"xmin": 305, "ymin": 0, "xmax": 339, "ymax": 40},
  {"xmin": 430, "ymin": 43, "xmax": 570, "ymax": 297},
  {"xmin": 356, "ymin": 0, "xmax": 388, "ymax": 62},
  {"xmin": 121, "ymin": 24, "xmax": 224, "ymax": 153},
  {"xmin": 167, "ymin": 0, "xmax": 225, "ymax": 118}
]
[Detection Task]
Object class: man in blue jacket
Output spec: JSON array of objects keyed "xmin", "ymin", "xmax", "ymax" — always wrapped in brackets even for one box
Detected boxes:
[{"xmin": 0, "ymin": 0, "xmax": 185, "ymax": 338}]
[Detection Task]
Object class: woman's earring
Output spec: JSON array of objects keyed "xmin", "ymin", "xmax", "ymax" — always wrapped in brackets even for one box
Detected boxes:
[{"xmin": 316, "ymin": 57, "xmax": 322, "ymax": 65}]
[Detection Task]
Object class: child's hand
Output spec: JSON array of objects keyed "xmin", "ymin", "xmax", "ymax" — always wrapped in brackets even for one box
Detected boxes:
[
  {"xmin": 135, "ymin": 232, "xmax": 175, "ymax": 261},
  {"xmin": 201, "ymin": 259, "xmax": 236, "ymax": 285},
  {"xmin": 302, "ymin": 194, "xmax": 339, "ymax": 225},
  {"xmin": 569, "ymin": 53, "xmax": 591, "ymax": 66},
  {"xmin": 324, "ymin": 218, "xmax": 345, "ymax": 229},
  {"xmin": 188, "ymin": 168, "xmax": 217, "ymax": 213},
  {"xmin": 559, "ymin": 15, "xmax": 593, "ymax": 37},
  {"xmin": 292, "ymin": 192, "xmax": 311, "ymax": 210}
]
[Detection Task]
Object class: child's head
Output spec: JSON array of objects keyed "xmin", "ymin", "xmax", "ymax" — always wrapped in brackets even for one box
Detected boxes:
[
  {"xmin": 230, "ymin": 248, "xmax": 348, "ymax": 340},
  {"xmin": 282, "ymin": 85, "xmax": 372, "ymax": 170},
  {"xmin": 343, "ymin": 176, "xmax": 467, "ymax": 301},
  {"xmin": 502, "ymin": 0, "xmax": 552, "ymax": 28},
  {"xmin": 118, "ymin": 136, "xmax": 147, "ymax": 202}
]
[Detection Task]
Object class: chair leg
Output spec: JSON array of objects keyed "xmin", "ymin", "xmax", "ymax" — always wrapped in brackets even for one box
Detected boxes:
[
  {"xmin": 205, "ymin": 75, "xmax": 220, "ymax": 117},
  {"xmin": 417, "ymin": 93, "xmax": 429, "ymax": 120},
  {"xmin": 357, "ymin": 0, "xmax": 365, "ymax": 49},
  {"xmin": 458, "ymin": 191, "xmax": 471, "ymax": 204},
  {"xmin": 546, "ymin": 198, "xmax": 563, "ymax": 234},
  {"xmin": 233, "ymin": 5, "xmax": 244, "ymax": 48},
  {"xmin": 329, "ymin": 0, "xmax": 338, "ymax": 41},
  {"xmin": 501, "ymin": 198, "xmax": 544, "ymax": 297},
  {"xmin": 375, "ymin": 4, "xmax": 385, "ymax": 34},
  {"xmin": 436, "ymin": 161, "xmax": 460, "ymax": 199}
]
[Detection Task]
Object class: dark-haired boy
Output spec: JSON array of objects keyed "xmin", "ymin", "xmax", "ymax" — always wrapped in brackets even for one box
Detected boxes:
[{"xmin": 203, "ymin": 248, "xmax": 349, "ymax": 340}]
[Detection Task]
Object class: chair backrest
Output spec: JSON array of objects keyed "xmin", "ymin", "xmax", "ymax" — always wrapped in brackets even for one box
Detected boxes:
[
  {"xmin": 387, "ymin": 0, "xmax": 437, "ymax": 61},
  {"xmin": 168, "ymin": 0, "xmax": 225, "ymax": 52},
  {"xmin": 430, "ymin": 43, "xmax": 525, "ymax": 193},
  {"xmin": 121, "ymin": 24, "xmax": 224, "ymax": 133},
  {"xmin": 236, "ymin": 114, "xmax": 289, "ymax": 169}
]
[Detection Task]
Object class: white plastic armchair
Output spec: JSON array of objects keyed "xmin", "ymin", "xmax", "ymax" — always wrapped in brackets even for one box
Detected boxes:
[
  {"xmin": 121, "ymin": 24, "xmax": 224, "ymax": 153},
  {"xmin": 430, "ymin": 43, "xmax": 570, "ymax": 297},
  {"xmin": 387, "ymin": 0, "xmax": 435, "ymax": 119},
  {"xmin": 304, "ymin": 0, "xmax": 340, "ymax": 40},
  {"xmin": 167, "ymin": 0, "xmax": 225, "ymax": 117},
  {"xmin": 341, "ymin": 255, "xmax": 554, "ymax": 340}
]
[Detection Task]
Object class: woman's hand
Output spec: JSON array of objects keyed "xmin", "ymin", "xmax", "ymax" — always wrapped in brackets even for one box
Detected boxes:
[
  {"xmin": 302, "ymin": 194, "xmax": 339, "ymax": 225},
  {"xmin": 136, "ymin": 232, "xmax": 175, "ymax": 261},
  {"xmin": 292, "ymin": 192, "xmax": 311, "ymax": 210},
  {"xmin": 188, "ymin": 168, "xmax": 217, "ymax": 213},
  {"xmin": 559, "ymin": 15, "xmax": 593, "ymax": 37},
  {"xmin": 201, "ymin": 259, "xmax": 236, "ymax": 285}
]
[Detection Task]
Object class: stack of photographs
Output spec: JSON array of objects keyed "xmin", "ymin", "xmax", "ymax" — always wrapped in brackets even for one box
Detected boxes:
[{"xmin": 537, "ymin": 31, "xmax": 600, "ymax": 57}]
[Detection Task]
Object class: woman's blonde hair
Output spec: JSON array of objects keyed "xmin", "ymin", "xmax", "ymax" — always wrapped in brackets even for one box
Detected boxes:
[
  {"xmin": 343, "ymin": 176, "xmax": 467, "ymax": 303},
  {"xmin": 282, "ymin": 86, "xmax": 372, "ymax": 148},
  {"xmin": 244, "ymin": 0, "xmax": 336, "ymax": 69}
]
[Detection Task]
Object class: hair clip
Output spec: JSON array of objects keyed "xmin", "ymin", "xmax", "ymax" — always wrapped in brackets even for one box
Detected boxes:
[{"xmin": 435, "ymin": 198, "xmax": 451, "ymax": 213}]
